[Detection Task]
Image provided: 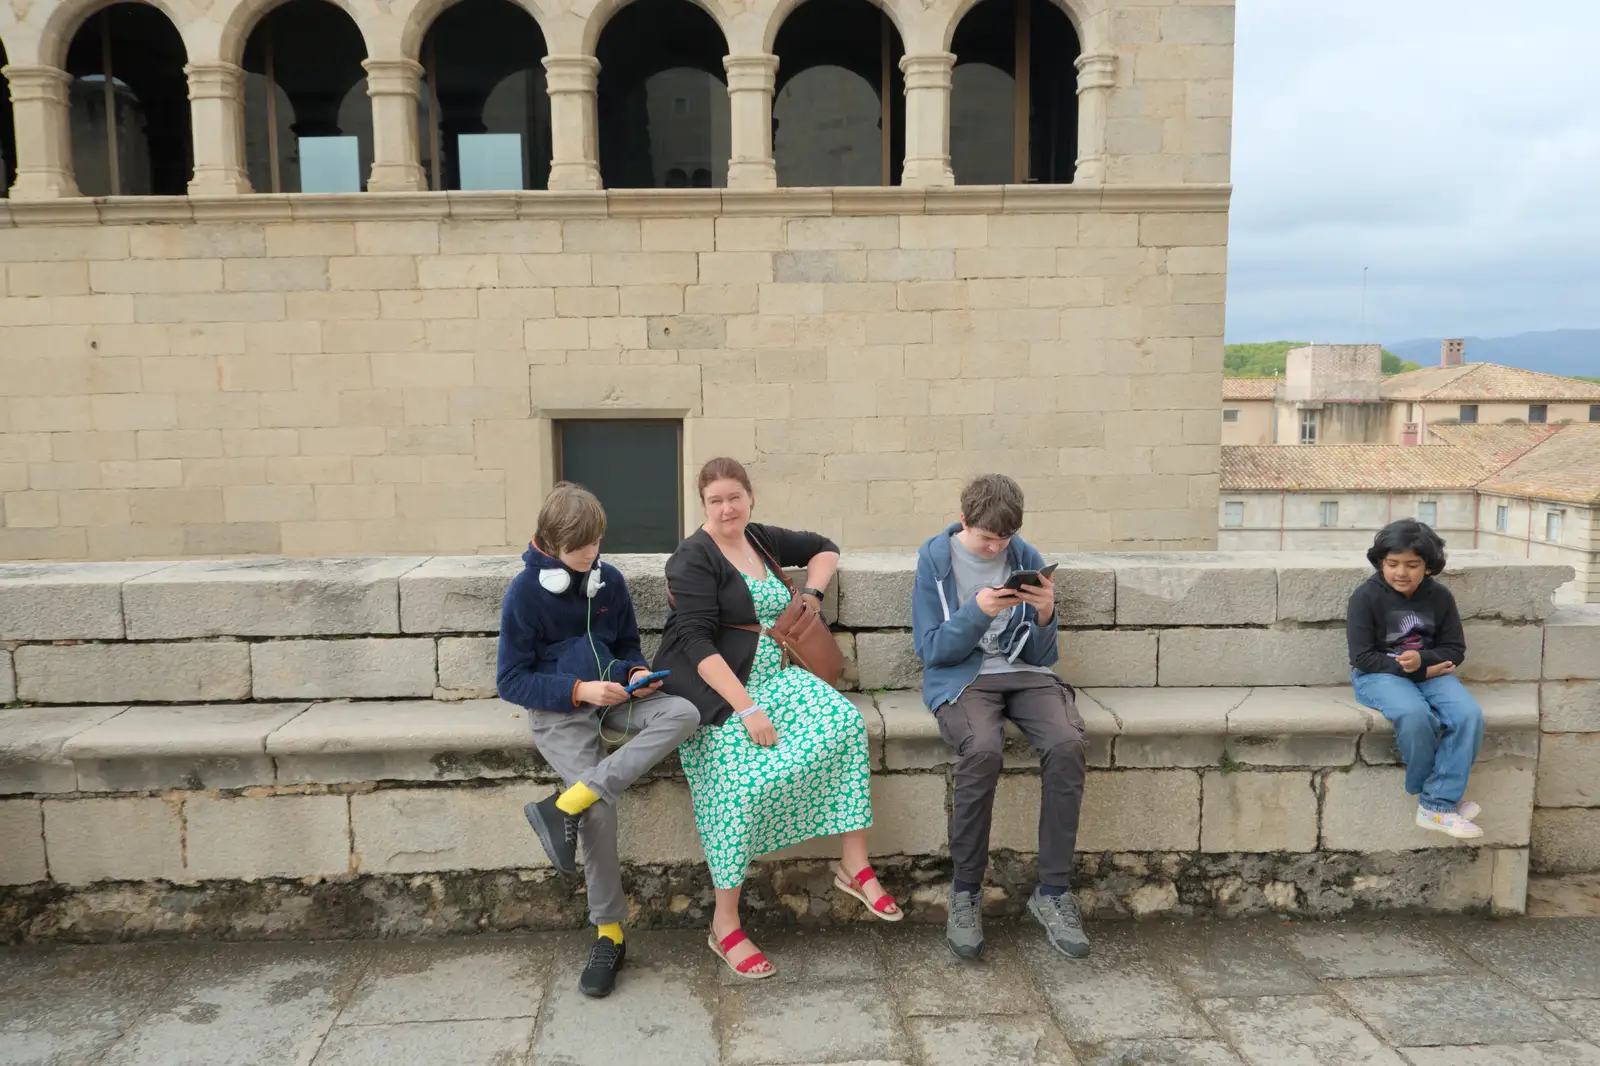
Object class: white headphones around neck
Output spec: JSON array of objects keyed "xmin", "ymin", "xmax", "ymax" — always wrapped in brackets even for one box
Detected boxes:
[{"xmin": 536, "ymin": 544, "xmax": 604, "ymax": 599}]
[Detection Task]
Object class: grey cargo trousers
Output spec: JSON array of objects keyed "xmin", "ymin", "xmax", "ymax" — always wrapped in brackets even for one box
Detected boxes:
[{"xmin": 527, "ymin": 693, "xmax": 702, "ymax": 925}]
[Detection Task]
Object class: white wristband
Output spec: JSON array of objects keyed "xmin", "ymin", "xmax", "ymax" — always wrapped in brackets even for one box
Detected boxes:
[{"xmin": 736, "ymin": 705, "xmax": 763, "ymax": 720}]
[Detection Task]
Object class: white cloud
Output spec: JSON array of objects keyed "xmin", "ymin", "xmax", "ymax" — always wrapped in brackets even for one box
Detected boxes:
[{"xmin": 1225, "ymin": 0, "xmax": 1600, "ymax": 343}]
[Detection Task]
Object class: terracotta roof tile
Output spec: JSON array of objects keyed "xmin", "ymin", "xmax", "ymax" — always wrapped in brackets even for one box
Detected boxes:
[
  {"xmin": 1220, "ymin": 445, "xmax": 1501, "ymax": 492},
  {"xmin": 1423, "ymin": 423, "xmax": 1563, "ymax": 464},
  {"xmin": 1222, "ymin": 378, "xmax": 1279, "ymax": 401},
  {"xmin": 1477, "ymin": 425, "xmax": 1600, "ymax": 505},
  {"xmin": 1381, "ymin": 363, "xmax": 1600, "ymax": 402}
]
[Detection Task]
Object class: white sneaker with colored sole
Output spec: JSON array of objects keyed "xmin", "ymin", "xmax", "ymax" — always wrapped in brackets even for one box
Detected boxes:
[{"xmin": 1417, "ymin": 806, "xmax": 1483, "ymax": 839}]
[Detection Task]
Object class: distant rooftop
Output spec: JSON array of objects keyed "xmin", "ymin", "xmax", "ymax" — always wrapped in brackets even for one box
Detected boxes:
[
  {"xmin": 1380, "ymin": 363, "xmax": 1600, "ymax": 403},
  {"xmin": 1222, "ymin": 379, "xmax": 1278, "ymax": 401}
]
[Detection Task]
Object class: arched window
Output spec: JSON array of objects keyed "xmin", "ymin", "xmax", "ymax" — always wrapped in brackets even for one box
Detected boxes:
[
  {"xmin": 242, "ymin": 0, "xmax": 372, "ymax": 193},
  {"xmin": 949, "ymin": 0, "xmax": 1078, "ymax": 184},
  {"xmin": 0, "ymin": 39, "xmax": 16, "ymax": 196},
  {"xmin": 772, "ymin": 0, "xmax": 904, "ymax": 187},
  {"xmin": 419, "ymin": 0, "xmax": 550, "ymax": 191},
  {"xmin": 64, "ymin": 4, "xmax": 192, "ymax": 196},
  {"xmin": 596, "ymin": 0, "xmax": 729, "ymax": 190}
]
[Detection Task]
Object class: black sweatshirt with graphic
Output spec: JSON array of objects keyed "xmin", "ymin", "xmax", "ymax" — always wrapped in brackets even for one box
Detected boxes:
[{"xmin": 1346, "ymin": 572, "xmax": 1467, "ymax": 680}]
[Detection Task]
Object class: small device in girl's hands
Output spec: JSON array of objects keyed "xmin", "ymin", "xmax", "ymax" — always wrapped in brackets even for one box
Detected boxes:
[{"xmin": 624, "ymin": 670, "xmax": 671, "ymax": 694}]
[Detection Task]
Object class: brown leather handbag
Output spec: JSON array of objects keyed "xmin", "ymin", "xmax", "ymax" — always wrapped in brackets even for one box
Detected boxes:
[{"xmin": 728, "ymin": 538, "xmax": 844, "ymax": 688}]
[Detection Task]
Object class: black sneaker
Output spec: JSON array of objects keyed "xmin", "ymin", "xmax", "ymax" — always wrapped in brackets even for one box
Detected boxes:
[
  {"xmin": 1027, "ymin": 887, "xmax": 1091, "ymax": 959},
  {"xmin": 580, "ymin": 938, "xmax": 626, "ymax": 998},
  {"xmin": 946, "ymin": 886, "xmax": 985, "ymax": 960},
  {"xmin": 524, "ymin": 794, "xmax": 580, "ymax": 875}
]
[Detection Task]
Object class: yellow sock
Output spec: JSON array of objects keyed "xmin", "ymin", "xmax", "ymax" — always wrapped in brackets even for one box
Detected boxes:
[
  {"xmin": 598, "ymin": 923, "xmax": 624, "ymax": 945},
  {"xmin": 555, "ymin": 781, "xmax": 599, "ymax": 816}
]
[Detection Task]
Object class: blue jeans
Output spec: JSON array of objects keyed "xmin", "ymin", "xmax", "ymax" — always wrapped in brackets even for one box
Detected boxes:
[{"xmin": 1350, "ymin": 669, "xmax": 1484, "ymax": 812}]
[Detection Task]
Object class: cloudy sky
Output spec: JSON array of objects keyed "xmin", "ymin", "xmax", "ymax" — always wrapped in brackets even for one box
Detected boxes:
[{"xmin": 1226, "ymin": 0, "xmax": 1600, "ymax": 345}]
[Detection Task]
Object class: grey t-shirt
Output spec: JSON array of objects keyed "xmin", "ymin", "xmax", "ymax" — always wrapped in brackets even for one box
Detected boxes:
[{"xmin": 948, "ymin": 534, "xmax": 1051, "ymax": 675}]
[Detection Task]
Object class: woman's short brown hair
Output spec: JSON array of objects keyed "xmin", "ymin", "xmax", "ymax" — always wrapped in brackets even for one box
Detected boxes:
[
  {"xmin": 960, "ymin": 474, "xmax": 1024, "ymax": 537},
  {"xmin": 697, "ymin": 457, "xmax": 754, "ymax": 501},
  {"xmin": 535, "ymin": 482, "xmax": 606, "ymax": 555}
]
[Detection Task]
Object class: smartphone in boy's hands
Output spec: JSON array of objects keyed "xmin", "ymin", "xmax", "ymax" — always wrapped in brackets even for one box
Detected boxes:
[
  {"xmin": 996, "ymin": 562, "xmax": 1059, "ymax": 591},
  {"xmin": 624, "ymin": 669, "xmax": 671, "ymax": 694}
]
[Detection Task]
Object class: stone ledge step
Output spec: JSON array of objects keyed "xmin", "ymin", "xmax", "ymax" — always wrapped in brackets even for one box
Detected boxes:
[{"xmin": 0, "ymin": 685, "xmax": 1542, "ymax": 796}]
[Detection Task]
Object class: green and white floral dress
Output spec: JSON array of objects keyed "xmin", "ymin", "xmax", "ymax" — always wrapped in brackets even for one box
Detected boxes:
[{"xmin": 678, "ymin": 568, "xmax": 874, "ymax": 889}]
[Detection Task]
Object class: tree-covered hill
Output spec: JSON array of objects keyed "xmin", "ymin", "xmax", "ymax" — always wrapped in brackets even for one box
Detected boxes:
[{"xmin": 1225, "ymin": 341, "xmax": 1419, "ymax": 378}]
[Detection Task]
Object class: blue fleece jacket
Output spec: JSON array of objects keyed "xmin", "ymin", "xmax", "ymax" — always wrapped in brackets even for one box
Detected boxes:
[
  {"xmin": 495, "ymin": 544, "xmax": 649, "ymax": 712},
  {"xmin": 911, "ymin": 522, "xmax": 1060, "ymax": 711}
]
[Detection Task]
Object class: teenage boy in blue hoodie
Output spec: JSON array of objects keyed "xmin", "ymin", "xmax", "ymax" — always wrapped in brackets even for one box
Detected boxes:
[
  {"xmin": 912, "ymin": 474, "xmax": 1089, "ymax": 962},
  {"xmin": 497, "ymin": 482, "xmax": 701, "ymax": 998}
]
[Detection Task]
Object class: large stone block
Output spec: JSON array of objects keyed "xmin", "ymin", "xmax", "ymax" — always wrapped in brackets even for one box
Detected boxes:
[
  {"xmin": 1358, "ymin": 683, "xmax": 1540, "ymax": 764},
  {"xmin": 1057, "ymin": 629, "xmax": 1157, "ymax": 687},
  {"xmin": 1158, "ymin": 628, "xmax": 1348, "ymax": 687},
  {"xmin": 1544, "ymin": 606, "xmax": 1600, "ymax": 680},
  {"xmin": 857, "ymin": 631, "xmax": 921, "ymax": 690},
  {"xmin": 1459, "ymin": 624, "xmax": 1543, "ymax": 682},
  {"xmin": 351, "ymin": 784, "xmax": 551, "ymax": 873},
  {"xmin": 866, "ymin": 773, "xmax": 949, "ymax": 856},
  {"xmin": 1491, "ymin": 847, "xmax": 1529, "ymax": 915},
  {"xmin": 1541, "ymin": 681, "xmax": 1600, "ymax": 732},
  {"xmin": 1076, "ymin": 769, "xmax": 1201, "ymax": 852},
  {"xmin": 1274, "ymin": 556, "xmax": 1369, "ymax": 623},
  {"xmin": 438, "ymin": 637, "xmax": 498, "ymax": 698},
  {"xmin": 399, "ymin": 555, "xmax": 521, "ymax": 633},
  {"xmin": 1045, "ymin": 557, "xmax": 1117, "ymax": 627},
  {"xmin": 0, "ymin": 800, "xmax": 46, "ymax": 885},
  {"xmin": 0, "ymin": 561, "xmax": 171, "ymax": 640},
  {"xmin": 1321, "ymin": 760, "xmax": 1534, "ymax": 851},
  {"xmin": 609, "ymin": 554, "xmax": 674, "ymax": 630},
  {"xmin": 122, "ymin": 557, "xmax": 423, "ymax": 639},
  {"xmin": 878, "ymin": 688, "xmax": 1116, "ymax": 770},
  {"xmin": 44, "ymin": 796, "xmax": 186, "ymax": 884},
  {"xmin": 251, "ymin": 639, "xmax": 436, "ymax": 700},
  {"xmin": 1091, "ymin": 687, "xmax": 1238, "ymax": 767},
  {"xmin": 617, "ymin": 779, "xmax": 702, "ymax": 865},
  {"xmin": 0, "ymin": 705, "xmax": 127, "ymax": 794},
  {"xmin": 1201, "ymin": 771, "xmax": 1318, "ymax": 852},
  {"xmin": 836, "ymin": 554, "xmax": 917, "ymax": 627},
  {"xmin": 1531, "ymin": 808, "xmax": 1600, "ymax": 874},
  {"xmin": 184, "ymin": 793, "xmax": 351, "ymax": 881},
  {"xmin": 1535, "ymin": 733, "xmax": 1600, "ymax": 808},
  {"xmin": 16, "ymin": 643, "xmax": 251, "ymax": 704},
  {"xmin": 1105, "ymin": 554, "xmax": 1276, "ymax": 626},
  {"xmin": 268, "ymin": 699, "xmax": 538, "ymax": 784},
  {"xmin": 61, "ymin": 703, "xmax": 310, "ymax": 791},
  {"xmin": 1224, "ymin": 687, "xmax": 1365, "ymax": 768},
  {"xmin": 1437, "ymin": 554, "xmax": 1573, "ymax": 622},
  {"xmin": 0, "ymin": 650, "xmax": 12, "ymax": 704}
]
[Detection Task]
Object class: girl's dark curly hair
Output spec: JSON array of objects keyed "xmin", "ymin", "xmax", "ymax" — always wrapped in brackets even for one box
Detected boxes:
[{"xmin": 1366, "ymin": 518, "xmax": 1447, "ymax": 574}]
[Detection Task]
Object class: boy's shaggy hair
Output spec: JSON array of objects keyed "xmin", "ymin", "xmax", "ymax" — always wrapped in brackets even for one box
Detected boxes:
[
  {"xmin": 1367, "ymin": 518, "xmax": 1448, "ymax": 574},
  {"xmin": 535, "ymin": 482, "xmax": 606, "ymax": 556},
  {"xmin": 960, "ymin": 474, "xmax": 1025, "ymax": 538}
]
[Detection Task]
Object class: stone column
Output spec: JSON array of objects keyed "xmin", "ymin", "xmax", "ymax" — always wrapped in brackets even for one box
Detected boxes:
[
  {"xmin": 899, "ymin": 53, "xmax": 954, "ymax": 188},
  {"xmin": 1073, "ymin": 52, "xmax": 1116, "ymax": 185},
  {"xmin": 362, "ymin": 58, "xmax": 426, "ymax": 192},
  {"xmin": 543, "ymin": 55, "xmax": 601, "ymax": 191},
  {"xmin": 3, "ymin": 65, "xmax": 80, "ymax": 200},
  {"xmin": 724, "ymin": 54, "xmax": 777, "ymax": 190},
  {"xmin": 186, "ymin": 61, "xmax": 252, "ymax": 195}
]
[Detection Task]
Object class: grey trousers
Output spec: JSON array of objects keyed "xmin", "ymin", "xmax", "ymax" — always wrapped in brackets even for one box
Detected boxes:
[
  {"xmin": 935, "ymin": 671, "xmax": 1087, "ymax": 887},
  {"xmin": 527, "ymin": 693, "xmax": 702, "ymax": 925}
]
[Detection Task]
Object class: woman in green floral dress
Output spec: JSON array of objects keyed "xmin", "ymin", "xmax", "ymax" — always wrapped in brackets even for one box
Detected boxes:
[{"xmin": 653, "ymin": 458, "xmax": 902, "ymax": 978}]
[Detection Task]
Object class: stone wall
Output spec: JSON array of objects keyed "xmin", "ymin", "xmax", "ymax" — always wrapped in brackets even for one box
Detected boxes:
[
  {"xmin": 2, "ymin": 550, "xmax": 1594, "ymax": 942},
  {"xmin": 0, "ymin": 191, "xmax": 1228, "ymax": 559}
]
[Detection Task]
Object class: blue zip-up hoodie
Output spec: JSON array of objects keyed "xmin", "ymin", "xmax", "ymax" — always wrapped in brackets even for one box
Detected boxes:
[
  {"xmin": 495, "ymin": 544, "xmax": 648, "ymax": 712},
  {"xmin": 911, "ymin": 522, "xmax": 1060, "ymax": 711}
]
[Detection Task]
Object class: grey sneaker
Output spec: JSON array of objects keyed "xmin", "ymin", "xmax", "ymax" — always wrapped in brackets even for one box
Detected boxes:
[
  {"xmin": 1028, "ymin": 888, "xmax": 1091, "ymax": 959},
  {"xmin": 946, "ymin": 886, "xmax": 984, "ymax": 960}
]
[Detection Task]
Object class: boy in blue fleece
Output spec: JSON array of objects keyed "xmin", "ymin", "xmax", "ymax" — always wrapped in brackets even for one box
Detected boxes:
[
  {"xmin": 911, "ymin": 474, "xmax": 1089, "ymax": 962},
  {"xmin": 497, "ymin": 482, "xmax": 700, "ymax": 998}
]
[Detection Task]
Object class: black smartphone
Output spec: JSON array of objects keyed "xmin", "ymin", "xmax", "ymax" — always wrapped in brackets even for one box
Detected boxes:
[{"xmin": 998, "ymin": 562, "xmax": 1059, "ymax": 592}]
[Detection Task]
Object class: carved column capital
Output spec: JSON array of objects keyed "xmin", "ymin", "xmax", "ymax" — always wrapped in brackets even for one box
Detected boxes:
[
  {"xmin": 1074, "ymin": 52, "xmax": 1117, "ymax": 93},
  {"xmin": 362, "ymin": 57, "xmax": 425, "ymax": 98},
  {"xmin": 899, "ymin": 52, "xmax": 955, "ymax": 89},
  {"xmin": 724, "ymin": 53, "xmax": 778, "ymax": 91},
  {"xmin": 542, "ymin": 54, "xmax": 601, "ymax": 93},
  {"xmin": 3, "ymin": 64, "xmax": 80, "ymax": 199},
  {"xmin": 185, "ymin": 61, "xmax": 247, "ymax": 101},
  {"xmin": 2, "ymin": 64, "xmax": 74, "ymax": 102}
]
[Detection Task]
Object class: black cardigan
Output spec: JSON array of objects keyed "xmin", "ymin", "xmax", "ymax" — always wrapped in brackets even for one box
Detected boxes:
[{"xmin": 652, "ymin": 522, "xmax": 839, "ymax": 725}]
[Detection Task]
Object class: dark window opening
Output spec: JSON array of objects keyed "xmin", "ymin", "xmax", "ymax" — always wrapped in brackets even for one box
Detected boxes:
[
  {"xmin": 0, "ymin": 40, "xmax": 16, "ymax": 197},
  {"xmin": 1222, "ymin": 408, "xmax": 1239, "ymax": 423},
  {"xmin": 1299, "ymin": 409, "xmax": 1317, "ymax": 445},
  {"xmin": 949, "ymin": 0, "xmax": 1078, "ymax": 185},
  {"xmin": 242, "ymin": 0, "xmax": 372, "ymax": 193},
  {"xmin": 1529, "ymin": 404, "xmax": 1548, "ymax": 424},
  {"xmin": 65, "ymin": 4, "xmax": 193, "ymax": 196},
  {"xmin": 420, "ymin": 0, "xmax": 550, "ymax": 191},
  {"xmin": 772, "ymin": 0, "xmax": 905, "ymax": 187},
  {"xmin": 556, "ymin": 420, "xmax": 683, "ymax": 553},
  {"xmin": 1458, "ymin": 404, "xmax": 1478, "ymax": 424},
  {"xmin": 597, "ymin": 0, "xmax": 729, "ymax": 189},
  {"xmin": 1589, "ymin": 405, "xmax": 1599, "ymax": 423}
]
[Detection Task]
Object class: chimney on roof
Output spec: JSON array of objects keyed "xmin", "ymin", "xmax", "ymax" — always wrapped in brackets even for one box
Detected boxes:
[{"xmin": 1441, "ymin": 338, "xmax": 1465, "ymax": 367}]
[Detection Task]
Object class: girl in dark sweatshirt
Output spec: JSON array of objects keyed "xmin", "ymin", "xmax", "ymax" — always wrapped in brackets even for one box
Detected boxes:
[{"xmin": 1346, "ymin": 519, "xmax": 1486, "ymax": 840}]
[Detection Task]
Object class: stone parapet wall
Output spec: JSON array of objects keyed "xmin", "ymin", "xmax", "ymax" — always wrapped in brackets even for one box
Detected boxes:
[{"xmin": 1, "ymin": 550, "xmax": 1596, "ymax": 942}]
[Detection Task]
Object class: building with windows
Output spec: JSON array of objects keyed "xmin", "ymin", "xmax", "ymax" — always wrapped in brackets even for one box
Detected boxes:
[
  {"xmin": 1218, "ymin": 423, "xmax": 1600, "ymax": 604},
  {"xmin": 0, "ymin": 0, "xmax": 1232, "ymax": 559},
  {"xmin": 1221, "ymin": 340, "xmax": 1600, "ymax": 448}
]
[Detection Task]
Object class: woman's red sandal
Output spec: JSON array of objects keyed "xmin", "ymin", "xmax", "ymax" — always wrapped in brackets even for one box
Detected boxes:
[
  {"xmin": 834, "ymin": 864, "xmax": 904, "ymax": 922},
  {"xmin": 708, "ymin": 928, "xmax": 775, "ymax": 979}
]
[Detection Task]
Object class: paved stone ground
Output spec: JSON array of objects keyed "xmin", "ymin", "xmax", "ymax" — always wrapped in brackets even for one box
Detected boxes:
[{"xmin": 3, "ymin": 916, "xmax": 1600, "ymax": 1066}]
